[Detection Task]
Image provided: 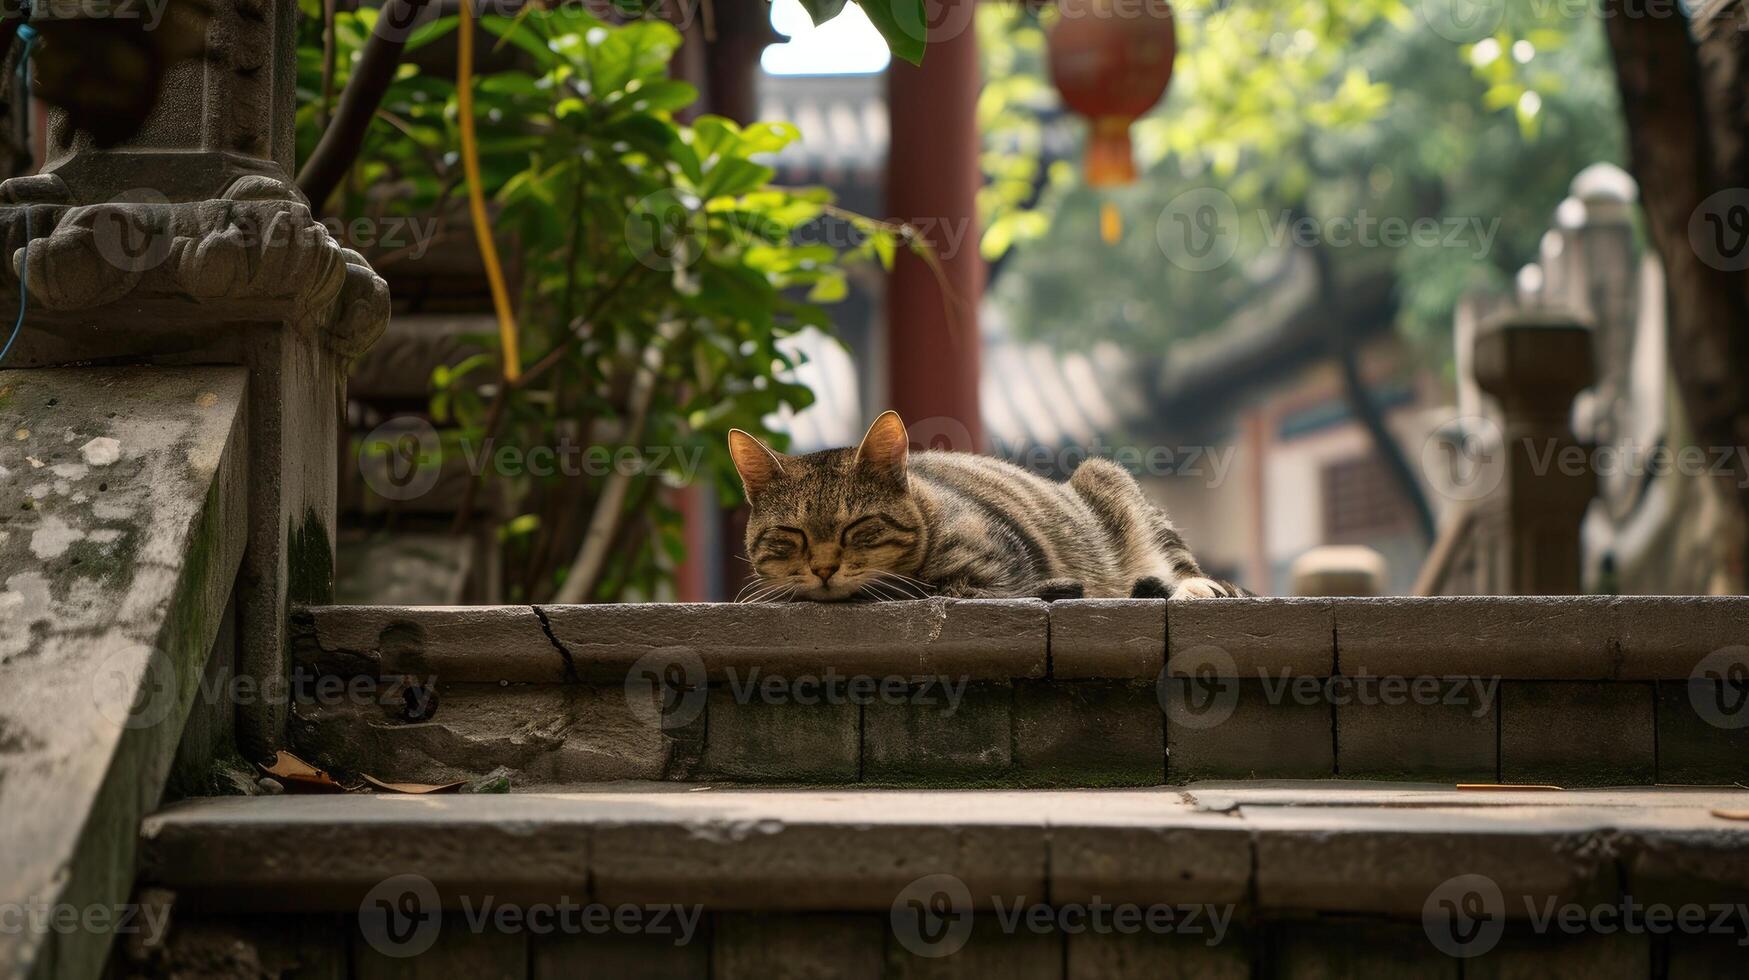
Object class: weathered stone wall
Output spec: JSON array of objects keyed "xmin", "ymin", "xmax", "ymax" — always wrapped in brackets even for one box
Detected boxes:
[{"xmin": 288, "ymin": 596, "xmax": 1749, "ymax": 789}]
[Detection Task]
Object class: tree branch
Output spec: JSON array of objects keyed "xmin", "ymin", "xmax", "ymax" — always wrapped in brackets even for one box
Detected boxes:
[
  {"xmin": 1604, "ymin": 2, "xmax": 1749, "ymax": 584},
  {"xmin": 297, "ymin": 0, "xmax": 435, "ymax": 214}
]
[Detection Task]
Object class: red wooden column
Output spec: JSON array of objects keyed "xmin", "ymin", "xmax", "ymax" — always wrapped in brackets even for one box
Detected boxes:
[{"xmin": 884, "ymin": 0, "xmax": 984, "ymax": 452}]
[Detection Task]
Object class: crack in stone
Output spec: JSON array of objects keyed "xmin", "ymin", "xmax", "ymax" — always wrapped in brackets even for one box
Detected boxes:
[{"xmin": 531, "ymin": 605, "xmax": 581, "ymax": 683}]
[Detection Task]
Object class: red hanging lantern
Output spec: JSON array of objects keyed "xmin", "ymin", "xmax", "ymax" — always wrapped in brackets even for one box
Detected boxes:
[{"xmin": 1046, "ymin": 0, "xmax": 1178, "ymax": 187}]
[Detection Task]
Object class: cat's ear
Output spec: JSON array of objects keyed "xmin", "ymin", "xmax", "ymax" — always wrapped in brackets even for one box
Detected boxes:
[
  {"xmin": 855, "ymin": 410, "xmax": 909, "ymax": 480},
  {"xmin": 728, "ymin": 429, "xmax": 786, "ymax": 502}
]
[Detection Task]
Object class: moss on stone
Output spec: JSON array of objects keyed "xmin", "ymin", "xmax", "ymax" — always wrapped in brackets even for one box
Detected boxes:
[{"xmin": 286, "ymin": 508, "xmax": 333, "ymax": 607}]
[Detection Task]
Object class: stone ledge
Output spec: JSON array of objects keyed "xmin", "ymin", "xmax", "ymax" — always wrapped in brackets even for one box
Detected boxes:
[
  {"xmin": 1, "ymin": 367, "xmax": 250, "ymax": 980},
  {"xmin": 1167, "ymin": 598, "xmax": 1335, "ymax": 677},
  {"xmin": 139, "ymin": 784, "xmax": 1749, "ymax": 919},
  {"xmin": 1334, "ymin": 596, "xmax": 1749, "ymax": 680},
  {"xmin": 1049, "ymin": 600, "xmax": 1164, "ymax": 679},
  {"xmin": 290, "ymin": 596, "xmax": 1749, "ymax": 687},
  {"xmin": 543, "ymin": 600, "xmax": 1049, "ymax": 682}
]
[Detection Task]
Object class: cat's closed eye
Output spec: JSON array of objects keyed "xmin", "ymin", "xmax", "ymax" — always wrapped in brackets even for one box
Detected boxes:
[{"xmin": 843, "ymin": 518, "xmax": 889, "ymax": 548}]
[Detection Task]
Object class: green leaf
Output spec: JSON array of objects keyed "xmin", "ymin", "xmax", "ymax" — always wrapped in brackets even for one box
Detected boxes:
[
  {"xmin": 798, "ymin": 0, "xmax": 849, "ymax": 26},
  {"xmin": 700, "ymin": 158, "xmax": 775, "ymax": 199},
  {"xmin": 856, "ymin": 0, "xmax": 927, "ymax": 66}
]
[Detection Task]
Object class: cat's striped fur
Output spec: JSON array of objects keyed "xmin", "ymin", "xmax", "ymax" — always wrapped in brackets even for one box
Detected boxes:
[{"xmin": 729, "ymin": 411, "xmax": 1240, "ymax": 602}]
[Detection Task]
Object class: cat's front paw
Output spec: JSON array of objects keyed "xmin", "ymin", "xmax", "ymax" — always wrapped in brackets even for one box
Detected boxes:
[
  {"xmin": 1032, "ymin": 578, "xmax": 1086, "ymax": 602},
  {"xmin": 1170, "ymin": 576, "xmax": 1228, "ymax": 600}
]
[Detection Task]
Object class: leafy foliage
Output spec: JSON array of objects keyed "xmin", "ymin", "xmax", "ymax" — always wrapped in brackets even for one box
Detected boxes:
[
  {"xmin": 979, "ymin": 0, "xmax": 1625, "ymax": 364},
  {"xmin": 298, "ymin": 4, "xmax": 908, "ymax": 600}
]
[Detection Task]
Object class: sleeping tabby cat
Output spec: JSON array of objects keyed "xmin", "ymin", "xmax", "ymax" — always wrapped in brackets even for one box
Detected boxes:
[{"xmin": 729, "ymin": 411, "xmax": 1242, "ymax": 602}]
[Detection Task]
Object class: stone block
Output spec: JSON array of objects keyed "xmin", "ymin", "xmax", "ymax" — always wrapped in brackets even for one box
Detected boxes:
[
  {"xmin": 1012, "ymin": 681, "xmax": 1164, "ymax": 787},
  {"xmin": 293, "ymin": 605, "xmax": 565, "ymax": 683},
  {"xmin": 1066, "ymin": 930, "xmax": 1250, "ymax": 979},
  {"xmin": 1499, "ymin": 682, "xmax": 1655, "ymax": 786},
  {"xmin": 1467, "ymin": 930, "xmax": 1651, "ymax": 979},
  {"xmin": 1050, "ymin": 814, "xmax": 1252, "ymax": 908},
  {"xmin": 1612, "ymin": 596, "xmax": 1749, "ymax": 679},
  {"xmin": 1050, "ymin": 600, "xmax": 1164, "ymax": 679},
  {"xmin": 1336, "ymin": 688, "xmax": 1497, "ymax": 782},
  {"xmin": 291, "ymin": 683, "xmax": 668, "ymax": 786},
  {"xmin": 1271, "ymin": 922, "xmax": 1458, "ymax": 978},
  {"xmin": 886, "ymin": 918, "xmax": 1061, "ymax": 979},
  {"xmin": 1248, "ymin": 806, "xmax": 1618, "ymax": 918},
  {"xmin": 352, "ymin": 913, "xmax": 527, "ymax": 979},
  {"xmin": 862, "ymin": 682, "xmax": 1014, "ymax": 785},
  {"xmin": 588, "ymin": 798, "xmax": 1046, "ymax": 912},
  {"xmin": 1167, "ymin": 598, "xmax": 1334, "ymax": 677},
  {"xmin": 1654, "ymin": 680, "xmax": 1749, "ymax": 785},
  {"xmin": 1165, "ymin": 680, "xmax": 1333, "ymax": 781},
  {"xmin": 531, "ymin": 929, "xmax": 709, "ymax": 979},
  {"xmin": 539, "ymin": 599, "xmax": 1049, "ymax": 681},
  {"xmin": 692, "ymin": 687, "xmax": 861, "ymax": 783},
  {"xmin": 156, "ymin": 914, "xmax": 349, "ymax": 980},
  {"xmin": 1334, "ymin": 596, "xmax": 1616, "ymax": 679},
  {"xmin": 713, "ymin": 913, "xmax": 883, "ymax": 980}
]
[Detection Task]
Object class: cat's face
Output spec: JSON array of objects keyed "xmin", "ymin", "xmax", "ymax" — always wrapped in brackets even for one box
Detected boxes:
[{"xmin": 730, "ymin": 412, "xmax": 927, "ymax": 602}]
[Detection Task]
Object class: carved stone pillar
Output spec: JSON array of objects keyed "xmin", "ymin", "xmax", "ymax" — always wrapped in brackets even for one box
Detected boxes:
[
  {"xmin": 1473, "ymin": 312, "xmax": 1596, "ymax": 595},
  {"xmin": 0, "ymin": 1, "xmax": 388, "ymax": 757}
]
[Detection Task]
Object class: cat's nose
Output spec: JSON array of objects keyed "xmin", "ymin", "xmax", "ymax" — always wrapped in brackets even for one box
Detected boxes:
[{"xmin": 811, "ymin": 563, "xmax": 839, "ymax": 583}]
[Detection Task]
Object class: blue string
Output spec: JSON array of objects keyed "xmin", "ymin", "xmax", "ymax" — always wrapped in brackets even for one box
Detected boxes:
[{"xmin": 2, "ymin": 25, "xmax": 39, "ymax": 366}]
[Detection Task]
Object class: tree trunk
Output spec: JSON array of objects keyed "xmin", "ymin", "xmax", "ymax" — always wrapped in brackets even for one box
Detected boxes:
[{"xmin": 1603, "ymin": 0, "xmax": 1749, "ymax": 588}]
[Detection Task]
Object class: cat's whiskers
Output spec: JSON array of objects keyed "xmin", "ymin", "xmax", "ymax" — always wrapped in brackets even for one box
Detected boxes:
[
  {"xmin": 870, "ymin": 570, "xmax": 933, "ymax": 599},
  {"xmin": 737, "ymin": 579, "xmax": 798, "ymax": 604}
]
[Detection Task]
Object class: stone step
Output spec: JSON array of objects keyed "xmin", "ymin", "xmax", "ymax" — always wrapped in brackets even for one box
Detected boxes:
[
  {"xmin": 137, "ymin": 783, "xmax": 1749, "ymax": 976},
  {"xmin": 285, "ymin": 597, "xmax": 1749, "ymax": 790}
]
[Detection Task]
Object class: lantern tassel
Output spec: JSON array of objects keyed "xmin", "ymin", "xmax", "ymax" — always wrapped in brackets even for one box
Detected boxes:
[
  {"xmin": 1086, "ymin": 116, "xmax": 1138, "ymax": 187},
  {"xmin": 1100, "ymin": 201, "xmax": 1123, "ymax": 245}
]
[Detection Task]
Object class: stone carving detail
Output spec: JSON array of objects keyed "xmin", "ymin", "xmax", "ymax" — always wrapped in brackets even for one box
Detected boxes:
[{"xmin": 1, "ymin": 199, "xmax": 388, "ymax": 357}]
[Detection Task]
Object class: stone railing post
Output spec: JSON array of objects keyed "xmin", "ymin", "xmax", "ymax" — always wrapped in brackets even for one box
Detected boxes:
[
  {"xmin": 1472, "ymin": 312, "xmax": 1596, "ymax": 594},
  {"xmin": 0, "ymin": 1, "xmax": 388, "ymax": 757}
]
